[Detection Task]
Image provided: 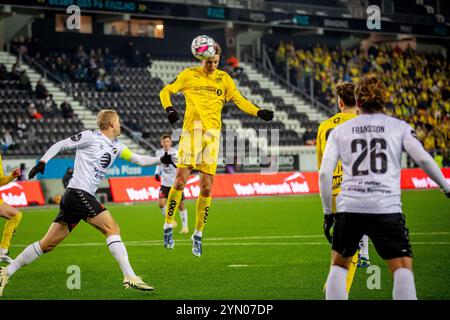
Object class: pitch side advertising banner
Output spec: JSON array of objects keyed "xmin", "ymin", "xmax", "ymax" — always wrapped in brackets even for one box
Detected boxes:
[
  {"xmin": 109, "ymin": 168, "xmax": 450, "ymax": 203},
  {"xmin": 0, "ymin": 181, "xmax": 45, "ymax": 207}
]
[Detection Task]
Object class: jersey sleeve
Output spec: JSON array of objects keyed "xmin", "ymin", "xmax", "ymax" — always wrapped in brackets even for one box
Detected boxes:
[
  {"xmin": 40, "ymin": 130, "xmax": 94, "ymax": 163},
  {"xmin": 319, "ymin": 129, "xmax": 340, "ymax": 214},
  {"xmin": 402, "ymin": 124, "xmax": 450, "ymax": 193},
  {"xmin": 159, "ymin": 69, "xmax": 188, "ymax": 109},
  {"xmin": 316, "ymin": 123, "xmax": 324, "ymax": 170},
  {"xmin": 225, "ymin": 74, "xmax": 259, "ymax": 117}
]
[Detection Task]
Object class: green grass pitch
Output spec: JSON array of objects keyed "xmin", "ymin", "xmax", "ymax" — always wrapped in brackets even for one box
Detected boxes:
[{"xmin": 1, "ymin": 189, "xmax": 449, "ymax": 300}]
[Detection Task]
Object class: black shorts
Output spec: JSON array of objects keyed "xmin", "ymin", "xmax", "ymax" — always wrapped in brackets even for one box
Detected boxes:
[
  {"xmin": 332, "ymin": 212, "xmax": 413, "ymax": 260},
  {"xmin": 159, "ymin": 185, "xmax": 185, "ymax": 201},
  {"xmin": 54, "ymin": 188, "xmax": 107, "ymax": 232}
]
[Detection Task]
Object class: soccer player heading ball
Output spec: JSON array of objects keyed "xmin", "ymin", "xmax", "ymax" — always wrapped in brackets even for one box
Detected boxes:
[
  {"xmin": 159, "ymin": 38, "xmax": 275, "ymax": 257},
  {"xmin": 319, "ymin": 75, "xmax": 450, "ymax": 300},
  {"xmin": 0, "ymin": 110, "xmax": 176, "ymax": 296}
]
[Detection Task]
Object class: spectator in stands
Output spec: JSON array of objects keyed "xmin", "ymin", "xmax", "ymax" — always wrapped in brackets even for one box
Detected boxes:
[
  {"xmin": 27, "ymin": 102, "xmax": 43, "ymax": 120},
  {"xmin": 105, "ymin": 75, "xmax": 121, "ymax": 92},
  {"xmin": 104, "ymin": 47, "xmax": 117, "ymax": 72},
  {"xmin": 62, "ymin": 167, "xmax": 74, "ymax": 189},
  {"xmin": 73, "ymin": 63, "xmax": 88, "ymax": 82},
  {"xmin": 0, "ymin": 129, "xmax": 14, "ymax": 155},
  {"xmin": 42, "ymin": 95, "xmax": 59, "ymax": 117},
  {"xmin": 302, "ymin": 127, "xmax": 316, "ymax": 146},
  {"xmin": 95, "ymin": 75, "xmax": 106, "ymax": 91},
  {"xmin": 10, "ymin": 62, "xmax": 23, "ymax": 80},
  {"xmin": 18, "ymin": 70, "xmax": 32, "ymax": 91},
  {"xmin": 35, "ymin": 79, "xmax": 50, "ymax": 99},
  {"xmin": 226, "ymin": 54, "xmax": 243, "ymax": 76},
  {"xmin": 60, "ymin": 99, "xmax": 75, "ymax": 119},
  {"xmin": 0, "ymin": 63, "xmax": 8, "ymax": 80}
]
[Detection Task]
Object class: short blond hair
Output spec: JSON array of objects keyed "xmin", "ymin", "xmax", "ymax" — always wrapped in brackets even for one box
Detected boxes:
[{"xmin": 97, "ymin": 110, "xmax": 118, "ymax": 130}]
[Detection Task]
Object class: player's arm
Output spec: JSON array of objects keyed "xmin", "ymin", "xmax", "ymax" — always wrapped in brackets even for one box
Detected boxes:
[
  {"xmin": 319, "ymin": 129, "xmax": 340, "ymax": 242},
  {"xmin": 403, "ymin": 125, "xmax": 450, "ymax": 197},
  {"xmin": 316, "ymin": 124, "xmax": 324, "ymax": 170},
  {"xmin": 120, "ymin": 148, "xmax": 176, "ymax": 167},
  {"xmin": 159, "ymin": 70, "xmax": 187, "ymax": 124},
  {"xmin": 28, "ymin": 130, "xmax": 93, "ymax": 179},
  {"xmin": 225, "ymin": 75, "xmax": 274, "ymax": 121},
  {"xmin": 0, "ymin": 161, "xmax": 19, "ymax": 186},
  {"xmin": 154, "ymin": 151, "xmax": 162, "ymax": 182}
]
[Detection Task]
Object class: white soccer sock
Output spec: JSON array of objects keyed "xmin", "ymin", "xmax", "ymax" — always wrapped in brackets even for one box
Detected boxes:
[
  {"xmin": 393, "ymin": 268, "xmax": 417, "ymax": 300},
  {"xmin": 325, "ymin": 265, "xmax": 348, "ymax": 300},
  {"xmin": 6, "ymin": 241, "xmax": 43, "ymax": 277},
  {"xmin": 0, "ymin": 248, "xmax": 7, "ymax": 255},
  {"xmin": 359, "ymin": 235, "xmax": 370, "ymax": 258},
  {"xmin": 164, "ymin": 223, "xmax": 173, "ymax": 230},
  {"xmin": 106, "ymin": 235, "xmax": 136, "ymax": 278},
  {"xmin": 161, "ymin": 206, "xmax": 166, "ymax": 218},
  {"xmin": 180, "ymin": 209, "xmax": 188, "ymax": 228},
  {"xmin": 193, "ymin": 230, "xmax": 202, "ymax": 238}
]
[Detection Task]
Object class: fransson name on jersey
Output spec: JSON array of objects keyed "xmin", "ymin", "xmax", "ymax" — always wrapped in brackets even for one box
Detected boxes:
[
  {"xmin": 323, "ymin": 114, "xmax": 417, "ymax": 214},
  {"xmin": 41, "ymin": 130, "xmax": 127, "ymax": 196},
  {"xmin": 155, "ymin": 147, "xmax": 177, "ymax": 187}
]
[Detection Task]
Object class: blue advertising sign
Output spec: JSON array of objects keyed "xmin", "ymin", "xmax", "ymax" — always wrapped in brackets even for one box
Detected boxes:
[{"xmin": 38, "ymin": 158, "xmax": 156, "ymax": 179}]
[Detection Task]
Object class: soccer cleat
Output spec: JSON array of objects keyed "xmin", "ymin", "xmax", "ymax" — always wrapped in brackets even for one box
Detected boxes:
[
  {"xmin": 179, "ymin": 227, "xmax": 189, "ymax": 234},
  {"xmin": 0, "ymin": 267, "xmax": 9, "ymax": 297},
  {"xmin": 163, "ymin": 228, "xmax": 174, "ymax": 249},
  {"xmin": 0, "ymin": 253, "xmax": 13, "ymax": 265},
  {"xmin": 123, "ymin": 275, "xmax": 154, "ymax": 291},
  {"xmin": 357, "ymin": 256, "xmax": 371, "ymax": 268},
  {"xmin": 191, "ymin": 235, "xmax": 202, "ymax": 257}
]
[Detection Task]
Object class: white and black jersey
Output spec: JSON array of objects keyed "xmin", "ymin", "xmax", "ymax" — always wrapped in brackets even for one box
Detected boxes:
[
  {"xmin": 320, "ymin": 113, "xmax": 450, "ymax": 214},
  {"xmin": 155, "ymin": 147, "xmax": 177, "ymax": 187},
  {"xmin": 41, "ymin": 130, "xmax": 127, "ymax": 196}
]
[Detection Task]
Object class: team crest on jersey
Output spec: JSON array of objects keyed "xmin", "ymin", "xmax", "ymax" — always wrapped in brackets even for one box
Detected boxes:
[
  {"xmin": 70, "ymin": 133, "xmax": 82, "ymax": 142},
  {"xmin": 333, "ymin": 117, "xmax": 340, "ymax": 124},
  {"xmin": 112, "ymin": 147, "xmax": 118, "ymax": 155},
  {"xmin": 216, "ymin": 89, "xmax": 223, "ymax": 96},
  {"xmin": 100, "ymin": 153, "xmax": 112, "ymax": 169}
]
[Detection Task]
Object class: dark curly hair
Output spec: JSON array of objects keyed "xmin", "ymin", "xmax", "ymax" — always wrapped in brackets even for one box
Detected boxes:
[
  {"xmin": 355, "ymin": 75, "xmax": 387, "ymax": 113},
  {"xmin": 336, "ymin": 81, "xmax": 356, "ymax": 107}
]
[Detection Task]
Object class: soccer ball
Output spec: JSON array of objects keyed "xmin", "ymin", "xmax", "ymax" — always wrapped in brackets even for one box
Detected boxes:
[{"xmin": 191, "ymin": 35, "xmax": 216, "ymax": 60}]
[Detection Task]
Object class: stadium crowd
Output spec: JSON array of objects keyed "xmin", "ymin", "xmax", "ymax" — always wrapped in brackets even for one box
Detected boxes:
[{"xmin": 274, "ymin": 41, "xmax": 450, "ymax": 164}]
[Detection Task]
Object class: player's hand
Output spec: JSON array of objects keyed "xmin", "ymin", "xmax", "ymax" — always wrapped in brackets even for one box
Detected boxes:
[
  {"xmin": 155, "ymin": 174, "xmax": 161, "ymax": 182},
  {"xmin": 166, "ymin": 107, "xmax": 179, "ymax": 124},
  {"xmin": 323, "ymin": 214, "xmax": 334, "ymax": 244},
  {"xmin": 28, "ymin": 161, "xmax": 46, "ymax": 179},
  {"xmin": 257, "ymin": 109, "xmax": 274, "ymax": 121},
  {"xmin": 11, "ymin": 168, "xmax": 20, "ymax": 179},
  {"xmin": 160, "ymin": 152, "xmax": 175, "ymax": 166}
]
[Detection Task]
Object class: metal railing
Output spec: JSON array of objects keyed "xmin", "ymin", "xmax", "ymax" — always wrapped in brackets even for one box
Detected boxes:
[{"xmin": 7, "ymin": 45, "xmax": 159, "ymax": 153}]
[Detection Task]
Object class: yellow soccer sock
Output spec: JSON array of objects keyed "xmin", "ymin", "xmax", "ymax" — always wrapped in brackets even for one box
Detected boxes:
[
  {"xmin": 1, "ymin": 211, "xmax": 23, "ymax": 252},
  {"xmin": 345, "ymin": 251, "xmax": 359, "ymax": 293},
  {"xmin": 164, "ymin": 188, "xmax": 183, "ymax": 225},
  {"xmin": 195, "ymin": 195, "xmax": 212, "ymax": 232}
]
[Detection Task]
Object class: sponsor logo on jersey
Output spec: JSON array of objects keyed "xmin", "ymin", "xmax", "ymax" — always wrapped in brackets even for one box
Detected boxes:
[
  {"xmin": 70, "ymin": 133, "xmax": 82, "ymax": 142},
  {"xmin": 216, "ymin": 89, "xmax": 223, "ymax": 96},
  {"xmin": 100, "ymin": 153, "xmax": 112, "ymax": 169}
]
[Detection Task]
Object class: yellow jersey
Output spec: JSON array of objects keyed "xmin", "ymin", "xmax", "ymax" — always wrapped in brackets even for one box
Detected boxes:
[
  {"xmin": 160, "ymin": 66, "xmax": 260, "ymax": 135},
  {"xmin": 316, "ymin": 112, "xmax": 356, "ymax": 196},
  {"xmin": 0, "ymin": 155, "xmax": 15, "ymax": 187}
]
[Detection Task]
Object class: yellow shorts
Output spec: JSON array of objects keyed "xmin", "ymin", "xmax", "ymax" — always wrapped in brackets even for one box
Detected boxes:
[
  {"xmin": 177, "ymin": 130, "xmax": 220, "ymax": 175},
  {"xmin": 0, "ymin": 199, "xmax": 3, "ymax": 205}
]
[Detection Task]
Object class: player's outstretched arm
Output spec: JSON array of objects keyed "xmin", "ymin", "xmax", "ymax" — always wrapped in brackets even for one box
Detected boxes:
[
  {"xmin": 29, "ymin": 130, "xmax": 93, "ymax": 179},
  {"xmin": 403, "ymin": 127, "xmax": 450, "ymax": 197},
  {"xmin": 121, "ymin": 148, "xmax": 176, "ymax": 167},
  {"xmin": 225, "ymin": 74, "xmax": 274, "ymax": 121},
  {"xmin": 0, "ymin": 162, "xmax": 19, "ymax": 186}
]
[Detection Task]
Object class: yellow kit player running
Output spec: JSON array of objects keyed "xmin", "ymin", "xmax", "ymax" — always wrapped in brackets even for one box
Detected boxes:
[
  {"xmin": 316, "ymin": 82, "xmax": 370, "ymax": 297},
  {"xmin": 159, "ymin": 42, "xmax": 274, "ymax": 257},
  {"xmin": 0, "ymin": 155, "xmax": 23, "ymax": 264}
]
